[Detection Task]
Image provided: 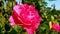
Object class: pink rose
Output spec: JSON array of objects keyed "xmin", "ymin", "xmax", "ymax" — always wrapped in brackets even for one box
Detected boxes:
[
  {"xmin": 9, "ymin": 4, "xmax": 42, "ymax": 34},
  {"xmin": 52, "ymin": 24, "xmax": 60, "ymax": 32}
]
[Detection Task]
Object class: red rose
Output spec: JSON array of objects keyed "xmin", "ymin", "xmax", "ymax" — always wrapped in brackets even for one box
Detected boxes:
[
  {"xmin": 9, "ymin": 4, "xmax": 42, "ymax": 34},
  {"xmin": 52, "ymin": 24, "xmax": 60, "ymax": 32}
]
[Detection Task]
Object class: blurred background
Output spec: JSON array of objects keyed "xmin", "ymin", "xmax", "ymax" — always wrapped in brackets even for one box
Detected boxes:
[{"xmin": 0, "ymin": 0, "xmax": 60, "ymax": 34}]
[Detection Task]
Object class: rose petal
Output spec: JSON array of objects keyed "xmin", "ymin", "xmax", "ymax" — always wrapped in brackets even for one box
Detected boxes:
[{"xmin": 9, "ymin": 16, "xmax": 16, "ymax": 26}]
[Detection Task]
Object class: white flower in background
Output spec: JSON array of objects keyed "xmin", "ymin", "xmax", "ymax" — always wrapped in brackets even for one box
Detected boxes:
[{"xmin": 16, "ymin": 0, "xmax": 22, "ymax": 4}]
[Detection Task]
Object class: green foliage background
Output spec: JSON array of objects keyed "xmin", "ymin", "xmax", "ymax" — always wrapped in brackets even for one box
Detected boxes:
[{"xmin": 0, "ymin": 0, "xmax": 60, "ymax": 34}]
